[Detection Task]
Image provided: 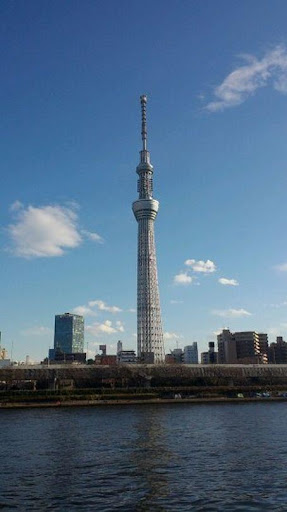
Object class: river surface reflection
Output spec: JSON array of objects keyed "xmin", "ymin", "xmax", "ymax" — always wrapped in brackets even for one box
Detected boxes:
[{"xmin": 1, "ymin": 402, "xmax": 287, "ymax": 511}]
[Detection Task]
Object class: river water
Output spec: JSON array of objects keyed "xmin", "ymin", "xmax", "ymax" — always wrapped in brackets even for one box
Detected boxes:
[{"xmin": 1, "ymin": 402, "xmax": 287, "ymax": 511}]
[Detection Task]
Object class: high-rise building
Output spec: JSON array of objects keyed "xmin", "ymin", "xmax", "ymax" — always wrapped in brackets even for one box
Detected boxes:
[
  {"xmin": 234, "ymin": 331, "xmax": 261, "ymax": 363},
  {"xmin": 258, "ymin": 333, "xmax": 268, "ymax": 360},
  {"xmin": 217, "ymin": 329, "xmax": 237, "ymax": 364},
  {"xmin": 0, "ymin": 331, "xmax": 10, "ymax": 367},
  {"xmin": 184, "ymin": 343, "xmax": 198, "ymax": 364},
  {"xmin": 117, "ymin": 340, "xmax": 123, "ymax": 356},
  {"xmin": 53, "ymin": 313, "xmax": 84, "ymax": 354},
  {"xmin": 132, "ymin": 95, "xmax": 165, "ymax": 364},
  {"xmin": 217, "ymin": 329, "xmax": 268, "ymax": 364},
  {"xmin": 268, "ymin": 336, "xmax": 287, "ymax": 364}
]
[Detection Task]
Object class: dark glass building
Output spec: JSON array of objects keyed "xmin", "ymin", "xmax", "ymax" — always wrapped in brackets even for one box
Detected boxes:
[{"xmin": 54, "ymin": 313, "xmax": 84, "ymax": 354}]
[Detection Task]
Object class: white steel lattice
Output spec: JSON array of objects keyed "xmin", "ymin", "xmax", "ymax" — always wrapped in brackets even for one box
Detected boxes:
[{"xmin": 132, "ymin": 95, "xmax": 165, "ymax": 363}]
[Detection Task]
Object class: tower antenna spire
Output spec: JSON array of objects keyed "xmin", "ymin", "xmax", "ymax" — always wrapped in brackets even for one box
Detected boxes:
[{"xmin": 140, "ymin": 94, "xmax": 147, "ymax": 151}]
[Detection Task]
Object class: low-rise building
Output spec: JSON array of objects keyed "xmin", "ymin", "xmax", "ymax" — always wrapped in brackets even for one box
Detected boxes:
[
  {"xmin": 118, "ymin": 350, "xmax": 137, "ymax": 363},
  {"xmin": 95, "ymin": 355, "xmax": 117, "ymax": 365},
  {"xmin": 183, "ymin": 343, "xmax": 198, "ymax": 364},
  {"xmin": 165, "ymin": 353, "xmax": 177, "ymax": 364},
  {"xmin": 49, "ymin": 348, "xmax": 86, "ymax": 363},
  {"xmin": 116, "ymin": 340, "xmax": 137, "ymax": 363},
  {"xmin": 171, "ymin": 348, "xmax": 184, "ymax": 363},
  {"xmin": 201, "ymin": 342, "xmax": 218, "ymax": 364},
  {"xmin": 165, "ymin": 348, "xmax": 184, "ymax": 364},
  {"xmin": 201, "ymin": 351, "xmax": 209, "ymax": 364}
]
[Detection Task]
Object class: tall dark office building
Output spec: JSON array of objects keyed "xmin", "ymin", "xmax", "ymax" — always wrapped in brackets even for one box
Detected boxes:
[{"xmin": 54, "ymin": 313, "xmax": 84, "ymax": 354}]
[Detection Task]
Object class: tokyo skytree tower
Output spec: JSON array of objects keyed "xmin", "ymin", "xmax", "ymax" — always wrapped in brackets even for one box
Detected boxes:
[{"xmin": 132, "ymin": 95, "xmax": 165, "ymax": 363}]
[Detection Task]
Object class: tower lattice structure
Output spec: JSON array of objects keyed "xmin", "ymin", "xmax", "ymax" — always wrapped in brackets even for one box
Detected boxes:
[{"xmin": 132, "ymin": 95, "xmax": 165, "ymax": 363}]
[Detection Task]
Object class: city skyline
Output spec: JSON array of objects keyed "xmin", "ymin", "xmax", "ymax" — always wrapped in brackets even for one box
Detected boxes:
[{"xmin": 1, "ymin": 1, "xmax": 287, "ymax": 361}]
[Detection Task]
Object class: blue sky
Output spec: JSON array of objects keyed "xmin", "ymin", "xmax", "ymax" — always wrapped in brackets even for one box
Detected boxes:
[{"xmin": 1, "ymin": 0, "xmax": 287, "ymax": 361}]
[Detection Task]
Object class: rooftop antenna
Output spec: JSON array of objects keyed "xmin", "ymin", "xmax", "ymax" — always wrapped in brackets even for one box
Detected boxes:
[{"xmin": 140, "ymin": 94, "xmax": 147, "ymax": 151}]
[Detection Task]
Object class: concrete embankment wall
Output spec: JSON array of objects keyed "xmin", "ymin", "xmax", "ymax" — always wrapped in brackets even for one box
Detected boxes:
[{"xmin": 1, "ymin": 364, "xmax": 287, "ymax": 389}]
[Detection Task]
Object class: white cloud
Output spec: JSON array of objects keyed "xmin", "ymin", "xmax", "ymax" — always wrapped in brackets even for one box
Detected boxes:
[
  {"xmin": 174, "ymin": 273, "xmax": 193, "ymax": 285},
  {"xmin": 128, "ymin": 308, "xmax": 136, "ymax": 313},
  {"xmin": 88, "ymin": 300, "xmax": 122, "ymax": 313},
  {"xmin": 205, "ymin": 45, "xmax": 287, "ymax": 112},
  {"xmin": 8, "ymin": 203, "xmax": 81, "ymax": 258},
  {"xmin": 212, "ymin": 329, "xmax": 224, "ymax": 336},
  {"xmin": 10, "ymin": 200, "xmax": 23, "ymax": 212},
  {"xmin": 185, "ymin": 259, "xmax": 216, "ymax": 273},
  {"xmin": 266, "ymin": 324, "xmax": 287, "ymax": 342},
  {"xmin": 116, "ymin": 321, "xmax": 125, "ymax": 332},
  {"xmin": 72, "ymin": 305, "xmax": 97, "ymax": 317},
  {"xmin": 164, "ymin": 331, "xmax": 182, "ymax": 340},
  {"xmin": 267, "ymin": 326, "xmax": 282, "ymax": 340},
  {"xmin": 270, "ymin": 301, "xmax": 287, "ymax": 308},
  {"xmin": 86, "ymin": 348, "xmax": 96, "ymax": 359},
  {"xmin": 87, "ymin": 341, "xmax": 117, "ymax": 355},
  {"xmin": 212, "ymin": 308, "xmax": 252, "ymax": 318},
  {"xmin": 218, "ymin": 277, "xmax": 239, "ymax": 286},
  {"xmin": 7, "ymin": 202, "xmax": 103, "ymax": 258},
  {"xmin": 21, "ymin": 326, "xmax": 52, "ymax": 336},
  {"xmin": 275, "ymin": 262, "xmax": 287, "ymax": 271},
  {"xmin": 73, "ymin": 300, "xmax": 122, "ymax": 317},
  {"xmin": 86, "ymin": 320, "xmax": 124, "ymax": 336},
  {"xmin": 81, "ymin": 230, "xmax": 104, "ymax": 243}
]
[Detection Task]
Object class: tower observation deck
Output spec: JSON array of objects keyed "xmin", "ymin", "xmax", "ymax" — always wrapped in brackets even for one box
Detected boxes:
[{"xmin": 132, "ymin": 95, "xmax": 165, "ymax": 363}]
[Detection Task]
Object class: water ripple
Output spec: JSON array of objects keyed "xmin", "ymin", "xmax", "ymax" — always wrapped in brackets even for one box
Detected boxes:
[{"xmin": 1, "ymin": 403, "xmax": 287, "ymax": 511}]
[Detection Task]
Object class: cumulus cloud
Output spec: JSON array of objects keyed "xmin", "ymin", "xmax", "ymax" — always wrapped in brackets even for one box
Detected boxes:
[
  {"xmin": 88, "ymin": 300, "xmax": 122, "ymax": 313},
  {"xmin": 7, "ymin": 202, "xmax": 103, "ymax": 258},
  {"xmin": 73, "ymin": 299, "xmax": 122, "ymax": 317},
  {"xmin": 218, "ymin": 278, "xmax": 239, "ymax": 286},
  {"xmin": 116, "ymin": 321, "xmax": 124, "ymax": 332},
  {"xmin": 10, "ymin": 200, "xmax": 23, "ymax": 212},
  {"xmin": 174, "ymin": 273, "xmax": 193, "ymax": 285},
  {"xmin": 86, "ymin": 320, "xmax": 125, "ymax": 336},
  {"xmin": 185, "ymin": 259, "xmax": 216, "ymax": 273},
  {"xmin": 72, "ymin": 305, "xmax": 97, "ymax": 317},
  {"xmin": 164, "ymin": 331, "xmax": 182, "ymax": 340},
  {"xmin": 81, "ymin": 230, "xmax": 103, "ymax": 243},
  {"xmin": 275, "ymin": 262, "xmax": 287, "ymax": 271},
  {"xmin": 128, "ymin": 308, "xmax": 136, "ymax": 313},
  {"xmin": 212, "ymin": 308, "xmax": 252, "ymax": 318},
  {"xmin": 205, "ymin": 45, "xmax": 287, "ymax": 112},
  {"xmin": 21, "ymin": 326, "xmax": 52, "ymax": 336}
]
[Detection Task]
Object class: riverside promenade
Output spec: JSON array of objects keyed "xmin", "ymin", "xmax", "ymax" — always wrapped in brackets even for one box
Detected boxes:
[
  {"xmin": 1, "ymin": 363, "xmax": 287, "ymax": 388},
  {"xmin": 1, "ymin": 364, "xmax": 287, "ymax": 408},
  {"xmin": 2, "ymin": 396, "xmax": 287, "ymax": 409}
]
